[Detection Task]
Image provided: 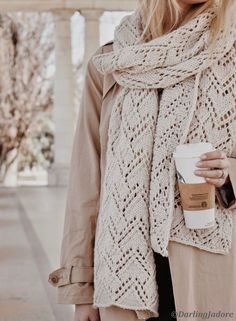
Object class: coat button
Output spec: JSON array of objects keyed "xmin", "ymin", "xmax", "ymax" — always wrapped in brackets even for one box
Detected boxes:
[{"xmin": 51, "ymin": 275, "xmax": 59, "ymax": 284}]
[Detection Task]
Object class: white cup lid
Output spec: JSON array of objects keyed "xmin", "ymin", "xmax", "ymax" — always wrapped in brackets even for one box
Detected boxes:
[{"xmin": 173, "ymin": 142, "xmax": 214, "ymax": 158}]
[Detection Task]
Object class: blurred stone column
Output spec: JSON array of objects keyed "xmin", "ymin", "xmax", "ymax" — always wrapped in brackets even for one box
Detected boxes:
[
  {"xmin": 80, "ymin": 9, "xmax": 103, "ymax": 68},
  {"xmin": 3, "ymin": 149, "xmax": 18, "ymax": 187},
  {"xmin": 0, "ymin": 28, "xmax": 18, "ymax": 186},
  {"xmin": 48, "ymin": 10, "xmax": 75, "ymax": 186}
]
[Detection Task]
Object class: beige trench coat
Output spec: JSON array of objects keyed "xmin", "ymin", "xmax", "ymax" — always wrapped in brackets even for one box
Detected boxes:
[{"xmin": 48, "ymin": 41, "xmax": 236, "ymax": 321}]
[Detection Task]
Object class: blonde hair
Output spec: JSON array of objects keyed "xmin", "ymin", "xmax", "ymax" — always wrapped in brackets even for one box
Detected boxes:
[{"xmin": 139, "ymin": 0, "xmax": 235, "ymax": 48}]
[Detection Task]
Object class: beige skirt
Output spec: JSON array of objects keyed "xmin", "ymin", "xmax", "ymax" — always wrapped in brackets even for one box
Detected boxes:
[{"xmin": 99, "ymin": 214, "xmax": 236, "ymax": 321}]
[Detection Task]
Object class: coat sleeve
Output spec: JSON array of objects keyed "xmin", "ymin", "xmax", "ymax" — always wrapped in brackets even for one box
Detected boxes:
[
  {"xmin": 47, "ymin": 46, "xmax": 104, "ymax": 304},
  {"xmin": 215, "ymin": 157, "xmax": 236, "ymax": 210}
]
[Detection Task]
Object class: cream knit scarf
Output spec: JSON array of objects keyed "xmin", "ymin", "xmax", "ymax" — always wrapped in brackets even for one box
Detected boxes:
[{"xmin": 92, "ymin": 5, "xmax": 236, "ymax": 320}]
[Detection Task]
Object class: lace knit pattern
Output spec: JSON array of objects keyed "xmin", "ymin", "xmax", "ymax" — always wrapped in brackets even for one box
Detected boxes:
[{"xmin": 92, "ymin": 6, "xmax": 236, "ymax": 320}]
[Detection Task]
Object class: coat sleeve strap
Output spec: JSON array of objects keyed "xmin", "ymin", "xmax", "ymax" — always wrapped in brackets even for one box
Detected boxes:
[{"xmin": 48, "ymin": 266, "xmax": 94, "ymax": 287}]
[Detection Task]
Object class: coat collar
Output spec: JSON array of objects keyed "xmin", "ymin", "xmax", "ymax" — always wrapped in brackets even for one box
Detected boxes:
[{"xmin": 102, "ymin": 41, "xmax": 116, "ymax": 99}]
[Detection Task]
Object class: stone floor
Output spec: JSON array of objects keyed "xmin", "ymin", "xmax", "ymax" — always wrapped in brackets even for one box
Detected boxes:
[{"xmin": 0, "ymin": 187, "xmax": 74, "ymax": 321}]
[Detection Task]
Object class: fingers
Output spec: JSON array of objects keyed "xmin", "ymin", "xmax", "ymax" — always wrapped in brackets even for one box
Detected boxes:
[
  {"xmin": 195, "ymin": 158, "xmax": 230, "ymax": 169},
  {"xmin": 89, "ymin": 307, "xmax": 101, "ymax": 321},
  {"xmin": 200, "ymin": 150, "xmax": 226, "ymax": 160},
  {"xmin": 203, "ymin": 177, "xmax": 226, "ymax": 188},
  {"xmin": 74, "ymin": 304, "xmax": 100, "ymax": 321},
  {"xmin": 194, "ymin": 169, "xmax": 228, "ymax": 187},
  {"xmin": 194, "ymin": 149, "xmax": 230, "ymax": 188},
  {"xmin": 89, "ymin": 316, "xmax": 100, "ymax": 321},
  {"xmin": 194, "ymin": 168, "xmax": 225, "ymax": 179}
]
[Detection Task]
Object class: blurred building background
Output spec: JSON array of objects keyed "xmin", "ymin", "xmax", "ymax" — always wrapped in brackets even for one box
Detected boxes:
[
  {"xmin": 0, "ymin": 0, "xmax": 137, "ymax": 187},
  {"xmin": 0, "ymin": 1, "xmax": 136, "ymax": 320}
]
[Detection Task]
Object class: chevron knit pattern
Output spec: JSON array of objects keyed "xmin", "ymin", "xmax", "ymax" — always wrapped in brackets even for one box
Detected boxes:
[{"xmin": 92, "ymin": 6, "xmax": 236, "ymax": 320}]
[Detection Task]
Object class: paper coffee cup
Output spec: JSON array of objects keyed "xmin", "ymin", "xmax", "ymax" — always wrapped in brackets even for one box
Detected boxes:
[{"xmin": 173, "ymin": 142, "xmax": 216, "ymax": 229}]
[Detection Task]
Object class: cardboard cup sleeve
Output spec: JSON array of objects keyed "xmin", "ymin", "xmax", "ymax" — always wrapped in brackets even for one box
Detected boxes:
[{"xmin": 178, "ymin": 182, "xmax": 215, "ymax": 211}]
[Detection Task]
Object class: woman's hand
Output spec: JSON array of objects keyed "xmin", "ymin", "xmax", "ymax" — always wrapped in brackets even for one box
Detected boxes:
[
  {"xmin": 194, "ymin": 149, "xmax": 230, "ymax": 188},
  {"xmin": 74, "ymin": 304, "xmax": 100, "ymax": 321}
]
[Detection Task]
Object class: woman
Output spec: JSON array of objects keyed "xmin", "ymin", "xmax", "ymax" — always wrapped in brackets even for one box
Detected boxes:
[{"xmin": 48, "ymin": 0, "xmax": 236, "ymax": 320}]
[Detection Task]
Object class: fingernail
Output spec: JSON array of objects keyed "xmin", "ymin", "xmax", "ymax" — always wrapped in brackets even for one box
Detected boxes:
[
  {"xmin": 196, "ymin": 161, "xmax": 202, "ymax": 166},
  {"xmin": 200, "ymin": 154, "xmax": 206, "ymax": 160}
]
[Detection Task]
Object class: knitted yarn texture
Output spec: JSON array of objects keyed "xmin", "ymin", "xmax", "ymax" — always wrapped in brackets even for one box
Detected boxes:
[{"xmin": 92, "ymin": 6, "xmax": 236, "ymax": 320}]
